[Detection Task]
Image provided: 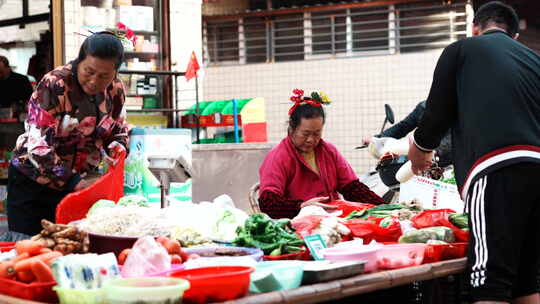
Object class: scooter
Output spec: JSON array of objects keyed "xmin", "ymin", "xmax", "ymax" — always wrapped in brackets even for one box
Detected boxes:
[{"xmin": 356, "ymin": 104, "xmax": 409, "ymax": 203}]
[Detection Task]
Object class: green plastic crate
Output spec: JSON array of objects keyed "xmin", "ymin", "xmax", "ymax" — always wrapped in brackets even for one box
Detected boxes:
[{"xmin": 221, "ymin": 99, "xmax": 252, "ymax": 115}]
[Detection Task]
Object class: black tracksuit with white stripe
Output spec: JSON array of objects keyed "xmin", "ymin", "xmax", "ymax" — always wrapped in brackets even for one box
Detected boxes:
[{"xmin": 414, "ymin": 29, "xmax": 540, "ymax": 301}]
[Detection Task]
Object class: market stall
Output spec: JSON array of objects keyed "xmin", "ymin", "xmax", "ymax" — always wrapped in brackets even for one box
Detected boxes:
[{"xmin": 0, "ymin": 140, "xmax": 469, "ymax": 303}]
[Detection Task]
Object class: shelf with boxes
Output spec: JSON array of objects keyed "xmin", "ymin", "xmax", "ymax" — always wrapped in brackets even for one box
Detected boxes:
[{"xmin": 182, "ymin": 98, "xmax": 268, "ymax": 144}]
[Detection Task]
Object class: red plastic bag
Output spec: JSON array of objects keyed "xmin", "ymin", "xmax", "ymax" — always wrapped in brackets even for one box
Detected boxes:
[
  {"xmin": 55, "ymin": 150, "xmax": 125, "ymax": 224},
  {"xmin": 411, "ymin": 209, "xmax": 469, "ymax": 242},
  {"xmin": 291, "ymin": 215, "xmax": 325, "ymax": 237},
  {"xmin": 345, "ymin": 217, "xmax": 402, "ymax": 243},
  {"xmin": 327, "ymin": 200, "xmax": 375, "ymax": 218}
]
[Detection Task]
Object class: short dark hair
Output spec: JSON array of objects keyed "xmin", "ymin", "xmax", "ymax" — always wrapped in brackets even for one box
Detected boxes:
[
  {"xmin": 473, "ymin": 1, "xmax": 519, "ymax": 37},
  {"xmin": 0, "ymin": 55, "xmax": 9, "ymax": 68},
  {"xmin": 77, "ymin": 32, "xmax": 124, "ymax": 69},
  {"xmin": 288, "ymin": 103, "xmax": 325, "ymax": 131}
]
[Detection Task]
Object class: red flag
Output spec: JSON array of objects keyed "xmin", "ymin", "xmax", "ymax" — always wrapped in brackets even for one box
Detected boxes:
[{"xmin": 185, "ymin": 51, "xmax": 200, "ymax": 81}]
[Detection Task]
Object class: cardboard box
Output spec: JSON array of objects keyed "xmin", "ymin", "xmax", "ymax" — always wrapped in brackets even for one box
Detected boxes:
[
  {"xmin": 399, "ymin": 176, "xmax": 464, "ymax": 213},
  {"xmin": 116, "ymin": 5, "xmax": 154, "ymax": 32}
]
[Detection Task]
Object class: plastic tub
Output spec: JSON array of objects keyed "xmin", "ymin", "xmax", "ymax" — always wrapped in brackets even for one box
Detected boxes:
[
  {"xmin": 443, "ymin": 242, "xmax": 468, "ymax": 260},
  {"xmin": 423, "ymin": 243, "xmax": 449, "ymax": 264},
  {"xmin": 0, "ymin": 277, "xmax": 57, "ymax": 303},
  {"xmin": 169, "ymin": 266, "xmax": 253, "ymax": 304},
  {"xmin": 249, "ymin": 261, "xmax": 303, "ymax": 293},
  {"xmin": 118, "ymin": 263, "xmax": 185, "ymax": 277},
  {"xmin": 321, "ymin": 246, "xmax": 379, "ymax": 273},
  {"xmin": 184, "ymin": 246, "xmax": 263, "ymax": 261},
  {"xmin": 103, "ymin": 277, "xmax": 190, "ymax": 304},
  {"xmin": 54, "ymin": 287, "xmax": 105, "ymax": 304},
  {"xmin": 377, "ymin": 243, "xmax": 427, "ymax": 270}
]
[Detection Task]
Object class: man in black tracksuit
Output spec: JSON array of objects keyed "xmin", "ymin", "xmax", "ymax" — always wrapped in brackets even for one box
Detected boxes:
[{"xmin": 408, "ymin": 2, "xmax": 540, "ymax": 303}]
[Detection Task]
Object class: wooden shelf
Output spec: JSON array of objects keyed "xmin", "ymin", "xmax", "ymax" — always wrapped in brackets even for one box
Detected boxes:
[{"xmin": 124, "ymin": 51, "xmax": 159, "ymax": 57}]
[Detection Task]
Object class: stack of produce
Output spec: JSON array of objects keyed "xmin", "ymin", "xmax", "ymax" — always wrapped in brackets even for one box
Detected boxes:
[
  {"xmin": 31, "ymin": 220, "xmax": 89, "ymax": 255},
  {"xmin": 234, "ymin": 214, "xmax": 304, "ymax": 256},
  {"xmin": 0, "ymin": 240, "xmax": 63, "ymax": 283},
  {"xmin": 52, "ymin": 253, "xmax": 120, "ymax": 289},
  {"xmin": 78, "ymin": 205, "xmax": 171, "ymax": 238}
]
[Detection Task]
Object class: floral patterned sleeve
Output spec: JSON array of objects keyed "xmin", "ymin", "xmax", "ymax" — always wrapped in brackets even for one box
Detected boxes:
[
  {"xmin": 14, "ymin": 75, "xmax": 82, "ymax": 191},
  {"xmin": 102, "ymin": 79, "xmax": 129, "ymax": 153}
]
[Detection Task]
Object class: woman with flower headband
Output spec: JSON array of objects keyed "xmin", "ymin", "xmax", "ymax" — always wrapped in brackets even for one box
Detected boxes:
[
  {"xmin": 6, "ymin": 32, "xmax": 129, "ymax": 235},
  {"xmin": 258, "ymin": 89, "xmax": 385, "ymax": 219}
]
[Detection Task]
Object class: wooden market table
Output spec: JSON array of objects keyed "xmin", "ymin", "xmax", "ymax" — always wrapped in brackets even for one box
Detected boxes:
[
  {"xmin": 222, "ymin": 258, "xmax": 467, "ymax": 304},
  {"xmin": 0, "ymin": 258, "xmax": 467, "ymax": 304}
]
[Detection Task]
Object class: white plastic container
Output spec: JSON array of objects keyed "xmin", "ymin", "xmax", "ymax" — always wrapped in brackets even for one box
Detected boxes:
[{"xmin": 395, "ymin": 160, "xmax": 415, "ymax": 183}]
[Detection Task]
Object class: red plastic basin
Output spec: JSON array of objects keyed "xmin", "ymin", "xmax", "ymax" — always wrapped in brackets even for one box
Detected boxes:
[
  {"xmin": 423, "ymin": 243, "xmax": 449, "ymax": 264},
  {"xmin": 442, "ymin": 242, "xmax": 468, "ymax": 260},
  {"xmin": 0, "ymin": 278, "xmax": 57, "ymax": 303},
  {"xmin": 169, "ymin": 266, "xmax": 254, "ymax": 304}
]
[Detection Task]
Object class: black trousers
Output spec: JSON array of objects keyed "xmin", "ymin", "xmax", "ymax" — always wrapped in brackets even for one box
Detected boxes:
[
  {"xmin": 7, "ymin": 165, "xmax": 69, "ymax": 236},
  {"xmin": 464, "ymin": 162, "xmax": 540, "ymax": 302}
]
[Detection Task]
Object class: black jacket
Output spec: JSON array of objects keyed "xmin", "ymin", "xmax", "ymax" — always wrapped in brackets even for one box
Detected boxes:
[
  {"xmin": 0, "ymin": 71, "xmax": 33, "ymax": 108},
  {"xmin": 414, "ymin": 30, "xmax": 540, "ymax": 197},
  {"xmin": 379, "ymin": 101, "xmax": 453, "ymax": 167}
]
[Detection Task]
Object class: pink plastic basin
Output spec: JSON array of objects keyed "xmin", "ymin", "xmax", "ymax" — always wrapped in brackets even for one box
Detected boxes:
[
  {"xmin": 377, "ymin": 243, "xmax": 427, "ymax": 270},
  {"xmin": 320, "ymin": 246, "xmax": 379, "ymax": 272}
]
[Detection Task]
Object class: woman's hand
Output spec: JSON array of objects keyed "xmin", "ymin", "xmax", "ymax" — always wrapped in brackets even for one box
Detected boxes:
[
  {"xmin": 300, "ymin": 196, "xmax": 338, "ymax": 210},
  {"xmin": 101, "ymin": 141, "xmax": 126, "ymax": 166}
]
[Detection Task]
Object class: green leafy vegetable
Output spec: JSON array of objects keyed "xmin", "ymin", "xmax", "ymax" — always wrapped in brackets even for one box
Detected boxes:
[
  {"xmin": 448, "ymin": 213, "xmax": 468, "ymax": 229},
  {"xmin": 233, "ymin": 214, "xmax": 304, "ymax": 255},
  {"xmin": 117, "ymin": 195, "xmax": 149, "ymax": 207},
  {"xmin": 87, "ymin": 199, "xmax": 115, "ymax": 216}
]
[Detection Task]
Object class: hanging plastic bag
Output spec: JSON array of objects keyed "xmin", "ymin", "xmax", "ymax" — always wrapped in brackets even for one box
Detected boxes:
[
  {"xmin": 411, "ymin": 209, "xmax": 469, "ymax": 242},
  {"xmin": 121, "ymin": 236, "xmax": 171, "ymax": 278},
  {"xmin": 291, "ymin": 215, "xmax": 325, "ymax": 237},
  {"xmin": 326, "ymin": 200, "xmax": 376, "ymax": 218}
]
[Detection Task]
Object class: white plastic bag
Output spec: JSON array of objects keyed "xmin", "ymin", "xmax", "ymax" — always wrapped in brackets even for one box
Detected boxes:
[{"xmin": 121, "ymin": 236, "xmax": 171, "ymax": 277}]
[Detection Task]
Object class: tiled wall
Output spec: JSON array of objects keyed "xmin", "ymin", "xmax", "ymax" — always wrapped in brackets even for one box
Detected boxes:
[
  {"xmin": 202, "ymin": 50, "xmax": 443, "ymax": 175},
  {"xmin": 63, "ymin": 0, "xmax": 84, "ymax": 64}
]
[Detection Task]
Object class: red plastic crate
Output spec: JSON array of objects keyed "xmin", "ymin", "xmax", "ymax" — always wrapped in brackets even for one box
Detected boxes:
[
  {"xmin": 0, "ymin": 241, "xmax": 15, "ymax": 253},
  {"xmin": 442, "ymin": 242, "xmax": 468, "ymax": 260},
  {"xmin": 0, "ymin": 278, "xmax": 57, "ymax": 303},
  {"xmin": 423, "ymin": 243, "xmax": 448, "ymax": 264}
]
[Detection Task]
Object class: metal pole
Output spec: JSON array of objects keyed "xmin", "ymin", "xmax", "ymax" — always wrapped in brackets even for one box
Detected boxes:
[
  {"xmin": 233, "ymin": 99, "xmax": 239, "ymax": 143},
  {"xmin": 195, "ymin": 76, "xmax": 200, "ymax": 143},
  {"xmin": 174, "ymin": 74, "xmax": 179, "ymax": 128}
]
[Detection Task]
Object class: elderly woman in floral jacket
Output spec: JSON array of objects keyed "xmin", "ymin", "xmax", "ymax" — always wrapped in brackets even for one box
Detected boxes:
[{"xmin": 7, "ymin": 32, "xmax": 129, "ymax": 235}]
